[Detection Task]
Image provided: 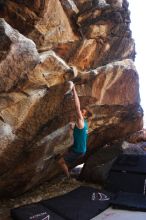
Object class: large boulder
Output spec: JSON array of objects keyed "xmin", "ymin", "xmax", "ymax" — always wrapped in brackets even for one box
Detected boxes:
[
  {"xmin": 0, "ymin": 0, "xmax": 143, "ymax": 197},
  {"xmin": 0, "ymin": 50, "xmax": 143, "ymax": 196}
]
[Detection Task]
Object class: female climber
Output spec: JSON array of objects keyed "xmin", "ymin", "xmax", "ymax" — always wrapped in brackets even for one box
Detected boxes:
[{"xmin": 58, "ymin": 81, "xmax": 91, "ymax": 178}]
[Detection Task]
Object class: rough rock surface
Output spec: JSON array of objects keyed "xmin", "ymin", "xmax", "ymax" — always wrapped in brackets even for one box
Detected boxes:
[
  {"xmin": 126, "ymin": 129, "xmax": 146, "ymax": 143},
  {"xmin": 0, "ymin": 0, "xmax": 144, "ymax": 197},
  {"xmin": 4, "ymin": 0, "xmax": 79, "ymax": 51},
  {"xmin": 3, "ymin": 0, "xmax": 134, "ymax": 68},
  {"xmin": 80, "ymin": 141, "xmax": 123, "ymax": 183},
  {"xmin": 0, "ymin": 19, "xmax": 39, "ymax": 92}
]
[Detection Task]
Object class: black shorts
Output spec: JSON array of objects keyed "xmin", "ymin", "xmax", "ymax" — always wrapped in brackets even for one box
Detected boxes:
[{"xmin": 64, "ymin": 149, "xmax": 85, "ymax": 165}]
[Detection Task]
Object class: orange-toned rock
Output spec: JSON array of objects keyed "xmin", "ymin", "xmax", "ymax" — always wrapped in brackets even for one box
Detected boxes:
[
  {"xmin": 91, "ymin": 59, "xmax": 139, "ymax": 105},
  {"xmin": 69, "ymin": 39, "xmax": 97, "ymax": 70},
  {"xmin": 3, "ymin": 0, "xmax": 133, "ymax": 70},
  {"xmin": 0, "ymin": 56, "xmax": 143, "ymax": 196},
  {"xmin": 0, "ymin": 0, "xmax": 144, "ymax": 197},
  {"xmin": 25, "ymin": 51, "xmax": 75, "ymax": 89},
  {"xmin": 4, "ymin": 0, "xmax": 79, "ymax": 51},
  {"xmin": 71, "ymin": 59, "xmax": 140, "ymax": 105}
]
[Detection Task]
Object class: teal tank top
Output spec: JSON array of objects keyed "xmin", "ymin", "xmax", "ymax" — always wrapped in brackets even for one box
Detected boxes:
[{"xmin": 72, "ymin": 120, "xmax": 88, "ymax": 153}]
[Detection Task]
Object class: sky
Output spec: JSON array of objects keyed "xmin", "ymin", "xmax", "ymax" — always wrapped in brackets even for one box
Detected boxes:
[{"xmin": 128, "ymin": 0, "xmax": 146, "ymax": 127}]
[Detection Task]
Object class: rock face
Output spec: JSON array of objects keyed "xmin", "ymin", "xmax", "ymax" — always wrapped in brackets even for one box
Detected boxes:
[
  {"xmin": 0, "ymin": 0, "xmax": 144, "ymax": 197},
  {"xmin": 4, "ymin": 0, "xmax": 79, "ymax": 51},
  {"xmin": 0, "ymin": 19, "xmax": 39, "ymax": 92}
]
